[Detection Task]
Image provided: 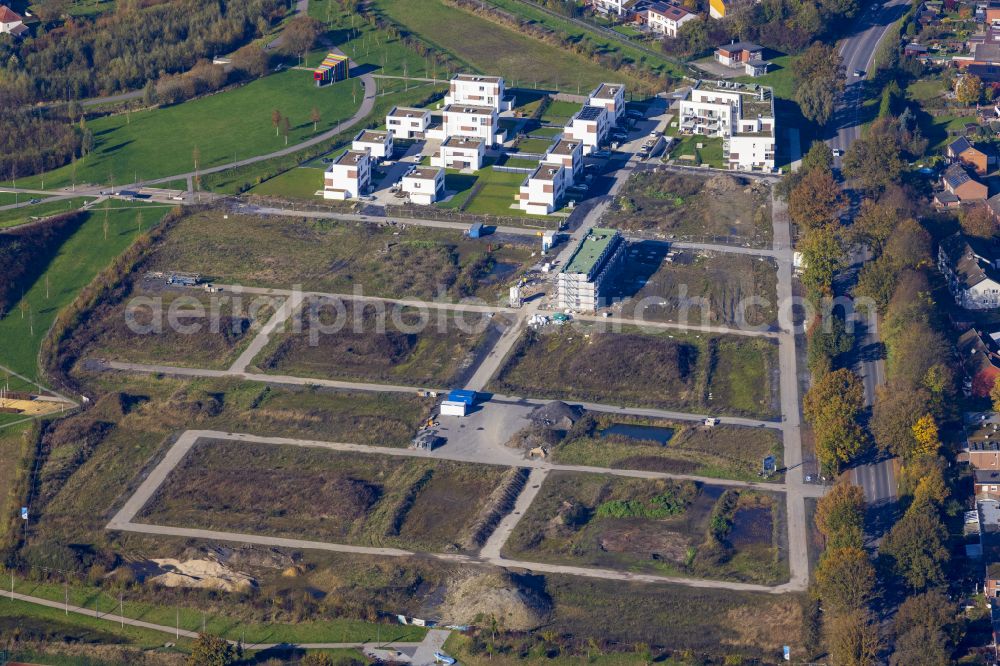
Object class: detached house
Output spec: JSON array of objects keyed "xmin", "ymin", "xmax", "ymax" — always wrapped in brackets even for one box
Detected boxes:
[
  {"xmin": 323, "ymin": 150, "xmax": 372, "ymax": 200},
  {"xmin": 444, "ymin": 74, "xmax": 511, "ymax": 112},
  {"xmin": 401, "ymin": 167, "xmax": 445, "ymax": 206},
  {"xmin": 948, "ymin": 136, "xmax": 991, "ymax": 176},
  {"xmin": 386, "ymin": 107, "xmax": 431, "ymax": 140},
  {"xmin": 938, "ymin": 232, "xmax": 1000, "ymax": 309},
  {"xmin": 442, "ymin": 104, "xmax": 500, "ymax": 145},
  {"xmin": 645, "ymin": 2, "xmax": 697, "ymax": 38},
  {"xmin": 941, "ymin": 163, "xmax": 988, "ymax": 203},
  {"xmin": 588, "ymin": 83, "xmax": 626, "ymax": 126},
  {"xmin": 517, "ymin": 164, "xmax": 569, "ymax": 216},
  {"xmin": 0, "ymin": 5, "xmax": 27, "ymax": 37},
  {"xmin": 432, "ymin": 136, "xmax": 485, "ymax": 171},
  {"xmin": 715, "ymin": 41, "xmax": 770, "ymax": 77},
  {"xmin": 564, "ymin": 106, "xmax": 610, "ymax": 155},
  {"xmin": 352, "ymin": 130, "xmax": 393, "ymax": 162},
  {"xmin": 542, "ymin": 138, "xmax": 584, "ymax": 183}
]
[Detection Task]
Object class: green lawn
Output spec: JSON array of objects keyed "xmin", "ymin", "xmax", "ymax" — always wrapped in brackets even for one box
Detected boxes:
[
  {"xmin": 668, "ymin": 135, "xmax": 725, "ymax": 169},
  {"xmin": 0, "ymin": 192, "xmax": 52, "ymax": 206},
  {"xmin": 9, "ymin": 577, "xmax": 427, "ymax": 645},
  {"xmin": 529, "ymin": 125, "xmax": 564, "ymax": 138},
  {"xmin": 482, "ymin": 0, "xmax": 684, "ymax": 84},
  {"xmin": 735, "ymin": 54, "xmax": 798, "ymax": 101},
  {"xmin": 372, "ymin": 0, "xmax": 639, "ymax": 92},
  {"xmin": 540, "ymin": 100, "xmax": 583, "ymax": 125},
  {"xmin": 462, "ymin": 167, "xmax": 529, "ymax": 217},
  {"xmin": 515, "ymin": 137, "xmax": 555, "ymax": 154},
  {"xmin": 0, "ymin": 201, "xmax": 170, "ymax": 380},
  {"xmin": 249, "ymin": 166, "xmax": 324, "ymax": 198},
  {"xmin": 0, "ymin": 197, "xmax": 95, "ymax": 230},
  {"xmin": 4, "ymin": 69, "xmax": 363, "ymax": 190},
  {"xmin": 907, "ymin": 77, "xmax": 946, "ymax": 103}
]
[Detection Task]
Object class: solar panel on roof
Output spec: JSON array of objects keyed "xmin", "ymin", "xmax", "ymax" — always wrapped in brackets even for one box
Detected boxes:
[{"xmin": 577, "ymin": 106, "xmax": 603, "ymax": 121}]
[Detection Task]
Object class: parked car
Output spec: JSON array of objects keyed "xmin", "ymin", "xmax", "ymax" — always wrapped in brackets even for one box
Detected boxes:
[
  {"xmin": 832, "ymin": 148, "xmax": 844, "ymax": 157},
  {"xmin": 853, "ymin": 69, "xmax": 865, "ymax": 77}
]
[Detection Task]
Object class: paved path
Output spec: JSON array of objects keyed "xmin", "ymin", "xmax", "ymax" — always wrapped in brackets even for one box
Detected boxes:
[
  {"xmin": 771, "ymin": 188, "xmax": 812, "ymax": 592},
  {"xmin": 227, "ymin": 291, "xmax": 301, "ymax": 373},
  {"xmin": 105, "ymin": 429, "xmax": 815, "ymax": 593},
  {"xmin": 480, "ymin": 468, "xmax": 549, "ymax": 559},
  {"xmin": 571, "ymin": 313, "xmax": 779, "ymax": 339},
  {"xmin": 215, "ymin": 284, "xmax": 518, "ymax": 314}
]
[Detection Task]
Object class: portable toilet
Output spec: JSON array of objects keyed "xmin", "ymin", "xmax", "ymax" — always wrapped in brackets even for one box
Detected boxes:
[{"xmin": 542, "ymin": 231, "xmax": 555, "ymax": 252}]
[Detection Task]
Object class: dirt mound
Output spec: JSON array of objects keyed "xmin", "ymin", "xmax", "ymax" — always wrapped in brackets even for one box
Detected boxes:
[
  {"xmin": 147, "ymin": 558, "xmax": 257, "ymax": 593},
  {"xmin": 440, "ymin": 571, "xmax": 552, "ymax": 631},
  {"xmin": 704, "ymin": 174, "xmax": 741, "ymax": 194}
]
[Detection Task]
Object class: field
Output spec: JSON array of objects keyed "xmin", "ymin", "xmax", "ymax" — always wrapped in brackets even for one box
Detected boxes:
[
  {"xmin": 490, "ymin": 324, "xmax": 779, "ymax": 417},
  {"xmin": 372, "ymin": 0, "xmax": 641, "ymax": 92},
  {"xmin": 143, "ymin": 210, "xmax": 534, "ymax": 301},
  {"xmin": 138, "ymin": 438, "xmax": 511, "ymax": 552},
  {"xmin": 0, "ymin": 201, "xmax": 171, "ymax": 380},
  {"xmin": 0, "ymin": 197, "xmax": 95, "ymax": 229},
  {"xmin": 609, "ymin": 243, "xmax": 778, "ymax": 327},
  {"xmin": 256, "ymin": 299, "xmax": 498, "ymax": 387},
  {"xmin": 550, "ymin": 414, "xmax": 782, "ymax": 482},
  {"xmin": 504, "ymin": 472, "xmax": 788, "ymax": 584},
  {"xmin": 603, "ymin": 170, "xmax": 772, "ymax": 246},
  {"xmin": 4, "ymin": 68, "xmax": 363, "ymax": 190},
  {"xmin": 248, "ymin": 165, "xmax": 325, "ymax": 199},
  {"xmin": 74, "ymin": 281, "xmax": 281, "ymax": 370}
]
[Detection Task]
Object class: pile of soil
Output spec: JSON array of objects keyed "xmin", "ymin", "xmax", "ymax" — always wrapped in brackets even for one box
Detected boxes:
[
  {"xmin": 703, "ymin": 174, "xmax": 741, "ymax": 194},
  {"xmin": 440, "ymin": 571, "xmax": 552, "ymax": 631}
]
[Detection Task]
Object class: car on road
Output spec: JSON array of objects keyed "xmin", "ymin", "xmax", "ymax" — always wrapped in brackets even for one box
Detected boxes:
[
  {"xmin": 832, "ymin": 148, "xmax": 843, "ymax": 157},
  {"xmin": 28, "ymin": 198, "xmax": 40, "ymax": 204},
  {"xmin": 853, "ymin": 69, "xmax": 865, "ymax": 77},
  {"xmin": 435, "ymin": 652, "xmax": 456, "ymax": 665}
]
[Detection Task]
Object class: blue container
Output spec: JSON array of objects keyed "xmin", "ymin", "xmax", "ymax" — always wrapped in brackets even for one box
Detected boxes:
[
  {"xmin": 468, "ymin": 223, "xmax": 483, "ymax": 239},
  {"xmin": 447, "ymin": 389, "xmax": 477, "ymax": 405}
]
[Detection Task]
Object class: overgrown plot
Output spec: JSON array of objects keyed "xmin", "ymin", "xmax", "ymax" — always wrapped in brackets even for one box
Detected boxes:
[
  {"xmin": 504, "ymin": 472, "xmax": 788, "ymax": 584},
  {"xmin": 138, "ymin": 439, "xmax": 511, "ymax": 552}
]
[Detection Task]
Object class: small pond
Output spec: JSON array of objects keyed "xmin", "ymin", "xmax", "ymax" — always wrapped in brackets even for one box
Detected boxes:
[{"xmin": 598, "ymin": 423, "xmax": 675, "ymax": 445}]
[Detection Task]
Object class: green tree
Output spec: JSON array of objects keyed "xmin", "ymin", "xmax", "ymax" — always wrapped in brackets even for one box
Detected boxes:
[
  {"xmin": 801, "ymin": 140, "xmax": 833, "ymax": 174},
  {"xmin": 881, "ymin": 504, "xmax": 949, "ymax": 591},
  {"xmin": 842, "ymin": 131, "xmax": 905, "ymax": 193},
  {"xmin": 804, "ymin": 368, "xmax": 867, "ymax": 472},
  {"xmin": 871, "ymin": 381, "xmax": 931, "ymax": 457},
  {"xmin": 815, "ymin": 482, "xmax": 865, "ymax": 549},
  {"xmin": 187, "ymin": 634, "xmax": 237, "ymax": 666},
  {"xmin": 815, "ymin": 546, "xmax": 877, "ymax": 613},
  {"xmin": 800, "ymin": 224, "xmax": 845, "ymax": 299},
  {"xmin": 851, "ymin": 199, "xmax": 897, "ymax": 255},
  {"xmin": 793, "ymin": 42, "xmax": 846, "ymax": 125}
]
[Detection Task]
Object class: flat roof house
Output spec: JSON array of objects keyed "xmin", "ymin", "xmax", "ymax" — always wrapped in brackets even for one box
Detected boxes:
[
  {"xmin": 386, "ymin": 106, "xmax": 431, "ymax": 139},
  {"xmin": 432, "ymin": 136, "xmax": 486, "ymax": 171},
  {"xmin": 0, "ymin": 5, "xmax": 27, "ymax": 37},
  {"xmin": 939, "ymin": 231, "xmax": 1000, "ymax": 309},
  {"xmin": 679, "ymin": 80, "xmax": 776, "ymax": 171},
  {"xmin": 323, "ymin": 150, "xmax": 372, "ymax": 200},
  {"xmin": 517, "ymin": 163, "xmax": 569, "ymax": 216},
  {"xmin": 715, "ymin": 41, "xmax": 770, "ymax": 77},
  {"xmin": 588, "ymin": 0, "xmax": 638, "ymax": 16},
  {"xmin": 445, "ymin": 73, "xmax": 511, "ymax": 112},
  {"xmin": 645, "ymin": 2, "xmax": 697, "ymax": 38},
  {"xmin": 401, "ymin": 166, "xmax": 445, "ymax": 206},
  {"xmin": 588, "ymin": 83, "xmax": 626, "ymax": 126},
  {"xmin": 942, "ymin": 163, "xmax": 988, "ymax": 202},
  {"xmin": 352, "ymin": 129, "xmax": 393, "ymax": 161},
  {"xmin": 948, "ymin": 136, "xmax": 991, "ymax": 176},
  {"xmin": 443, "ymin": 104, "xmax": 499, "ymax": 145},
  {"xmin": 557, "ymin": 227, "xmax": 626, "ymax": 311},
  {"xmin": 564, "ymin": 105, "xmax": 610, "ymax": 155},
  {"xmin": 542, "ymin": 138, "xmax": 584, "ymax": 183}
]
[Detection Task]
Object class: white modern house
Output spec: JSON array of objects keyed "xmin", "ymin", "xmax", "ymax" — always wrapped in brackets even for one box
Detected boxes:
[
  {"xmin": 323, "ymin": 150, "xmax": 372, "ymax": 200},
  {"xmin": 432, "ymin": 136, "xmax": 486, "ymax": 171},
  {"xmin": 645, "ymin": 2, "xmax": 697, "ymax": 38},
  {"xmin": 588, "ymin": 83, "xmax": 626, "ymax": 126},
  {"xmin": 386, "ymin": 106, "xmax": 431, "ymax": 139},
  {"xmin": 939, "ymin": 232, "xmax": 1000, "ymax": 309},
  {"xmin": 444, "ymin": 74, "xmax": 511, "ymax": 112},
  {"xmin": 401, "ymin": 166, "xmax": 445, "ymax": 206},
  {"xmin": 542, "ymin": 138, "xmax": 583, "ymax": 183},
  {"xmin": 0, "ymin": 5, "xmax": 27, "ymax": 37},
  {"xmin": 352, "ymin": 129, "xmax": 393, "ymax": 161},
  {"xmin": 564, "ymin": 106, "xmax": 610, "ymax": 155},
  {"xmin": 557, "ymin": 228, "xmax": 626, "ymax": 311},
  {"xmin": 443, "ymin": 104, "xmax": 500, "ymax": 145},
  {"xmin": 678, "ymin": 80, "xmax": 776, "ymax": 171},
  {"xmin": 517, "ymin": 163, "xmax": 569, "ymax": 216},
  {"xmin": 589, "ymin": 0, "xmax": 636, "ymax": 16}
]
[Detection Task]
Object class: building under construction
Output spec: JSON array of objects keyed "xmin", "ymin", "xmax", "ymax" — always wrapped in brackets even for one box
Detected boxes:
[{"xmin": 557, "ymin": 227, "xmax": 625, "ymax": 311}]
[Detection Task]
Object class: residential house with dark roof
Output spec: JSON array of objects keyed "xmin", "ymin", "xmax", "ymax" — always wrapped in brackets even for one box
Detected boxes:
[
  {"xmin": 977, "ymin": 469, "xmax": 1000, "ymax": 500},
  {"xmin": 715, "ymin": 41, "xmax": 770, "ymax": 76},
  {"xmin": 939, "ymin": 232, "xmax": 1000, "ymax": 309},
  {"xmin": 958, "ymin": 328, "xmax": 1000, "ymax": 396},
  {"xmin": 948, "ymin": 136, "xmax": 992, "ymax": 175},
  {"xmin": 644, "ymin": 1, "xmax": 697, "ymax": 38},
  {"xmin": 941, "ymin": 163, "xmax": 988, "ymax": 203}
]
